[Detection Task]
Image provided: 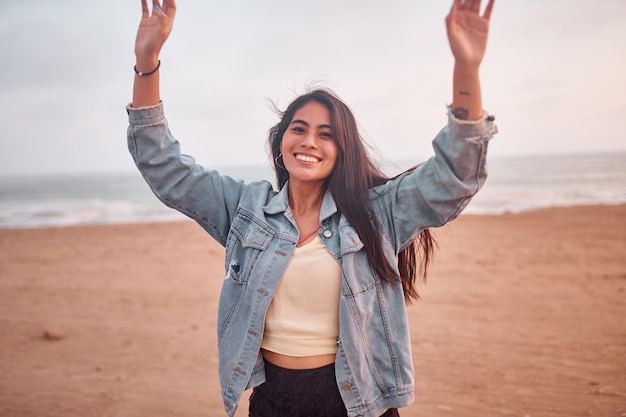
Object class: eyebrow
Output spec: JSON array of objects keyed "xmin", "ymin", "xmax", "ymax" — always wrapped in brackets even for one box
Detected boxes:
[{"xmin": 290, "ymin": 119, "xmax": 332, "ymax": 130}]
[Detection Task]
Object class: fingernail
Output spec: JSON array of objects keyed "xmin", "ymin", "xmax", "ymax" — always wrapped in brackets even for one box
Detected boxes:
[{"xmin": 154, "ymin": 5, "xmax": 161, "ymax": 11}]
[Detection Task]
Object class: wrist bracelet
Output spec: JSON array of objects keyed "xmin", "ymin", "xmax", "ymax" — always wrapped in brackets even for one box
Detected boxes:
[{"xmin": 134, "ymin": 60, "xmax": 161, "ymax": 77}]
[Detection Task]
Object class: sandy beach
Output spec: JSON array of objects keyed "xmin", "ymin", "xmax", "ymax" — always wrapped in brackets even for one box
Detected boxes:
[{"xmin": 0, "ymin": 204, "xmax": 624, "ymax": 417}]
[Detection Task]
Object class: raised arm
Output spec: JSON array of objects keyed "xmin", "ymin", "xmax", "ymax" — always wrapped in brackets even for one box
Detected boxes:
[
  {"xmin": 446, "ymin": 0, "xmax": 495, "ymax": 121},
  {"xmin": 132, "ymin": 0, "xmax": 177, "ymax": 108}
]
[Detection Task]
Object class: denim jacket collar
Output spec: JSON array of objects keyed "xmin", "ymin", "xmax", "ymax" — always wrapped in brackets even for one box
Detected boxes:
[{"xmin": 262, "ymin": 181, "xmax": 338, "ymax": 223}]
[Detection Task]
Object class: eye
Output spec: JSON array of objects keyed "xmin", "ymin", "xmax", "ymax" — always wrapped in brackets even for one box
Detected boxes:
[
  {"xmin": 291, "ymin": 126, "xmax": 305, "ymax": 134},
  {"xmin": 320, "ymin": 131, "xmax": 333, "ymax": 139}
]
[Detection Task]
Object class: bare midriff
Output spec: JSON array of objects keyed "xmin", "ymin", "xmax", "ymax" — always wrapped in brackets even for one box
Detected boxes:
[{"xmin": 262, "ymin": 349, "xmax": 336, "ymax": 370}]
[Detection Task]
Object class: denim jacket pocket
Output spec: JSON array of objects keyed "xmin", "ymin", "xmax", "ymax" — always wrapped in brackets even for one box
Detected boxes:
[{"xmin": 225, "ymin": 212, "xmax": 273, "ymax": 284}]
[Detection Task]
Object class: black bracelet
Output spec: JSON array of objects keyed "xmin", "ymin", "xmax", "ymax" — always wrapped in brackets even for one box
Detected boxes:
[{"xmin": 134, "ymin": 60, "xmax": 161, "ymax": 77}]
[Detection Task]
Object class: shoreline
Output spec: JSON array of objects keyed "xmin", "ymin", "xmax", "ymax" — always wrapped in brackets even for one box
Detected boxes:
[
  {"xmin": 1, "ymin": 204, "xmax": 624, "ymax": 416},
  {"xmin": 2, "ymin": 202, "xmax": 626, "ymax": 231}
]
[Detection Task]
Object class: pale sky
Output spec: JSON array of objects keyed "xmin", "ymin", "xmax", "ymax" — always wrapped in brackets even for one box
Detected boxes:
[{"xmin": 0, "ymin": 0, "xmax": 625, "ymax": 176}]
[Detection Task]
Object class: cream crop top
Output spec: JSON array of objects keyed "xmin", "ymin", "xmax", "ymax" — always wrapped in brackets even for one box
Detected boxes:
[{"xmin": 261, "ymin": 235, "xmax": 342, "ymax": 357}]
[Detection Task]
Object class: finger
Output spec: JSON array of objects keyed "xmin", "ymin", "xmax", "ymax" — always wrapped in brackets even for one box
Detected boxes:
[
  {"xmin": 446, "ymin": 0, "xmax": 461, "ymax": 27},
  {"xmin": 448, "ymin": 0, "xmax": 461, "ymax": 18},
  {"xmin": 140, "ymin": 0, "xmax": 149, "ymax": 17},
  {"xmin": 468, "ymin": 0, "xmax": 480, "ymax": 12},
  {"xmin": 483, "ymin": 0, "xmax": 495, "ymax": 20},
  {"xmin": 163, "ymin": 0, "xmax": 177, "ymax": 17},
  {"xmin": 152, "ymin": 0, "xmax": 161, "ymax": 13},
  {"xmin": 459, "ymin": 0, "xmax": 480, "ymax": 12}
]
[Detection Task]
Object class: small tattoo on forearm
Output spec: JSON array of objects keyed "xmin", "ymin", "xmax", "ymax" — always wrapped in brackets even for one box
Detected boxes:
[
  {"xmin": 459, "ymin": 91, "xmax": 470, "ymax": 96},
  {"xmin": 452, "ymin": 107, "xmax": 469, "ymax": 120}
]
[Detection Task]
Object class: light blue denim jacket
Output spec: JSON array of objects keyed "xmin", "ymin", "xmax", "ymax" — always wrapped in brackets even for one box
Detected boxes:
[{"xmin": 127, "ymin": 102, "xmax": 496, "ymax": 417}]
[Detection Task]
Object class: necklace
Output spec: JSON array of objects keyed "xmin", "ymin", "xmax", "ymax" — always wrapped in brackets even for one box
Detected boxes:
[{"xmin": 296, "ymin": 226, "xmax": 321, "ymax": 247}]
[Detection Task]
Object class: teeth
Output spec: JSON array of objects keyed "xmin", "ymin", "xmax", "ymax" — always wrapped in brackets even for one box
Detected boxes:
[{"xmin": 296, "ymin": 154, "xmax": 319, "ymax": 163}]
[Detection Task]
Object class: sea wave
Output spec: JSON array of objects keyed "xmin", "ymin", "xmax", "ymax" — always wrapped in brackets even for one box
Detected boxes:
[
  {"xmin": 1, "ymin": 187, "xmax": 624, "ymax": 229},
  {"xmin": 0, "ymin": 198, "xmax": 185, "ymax": 228},
  {"xmin": 1, "ymin": 153, "xmax": 624, "ymax": 228}
]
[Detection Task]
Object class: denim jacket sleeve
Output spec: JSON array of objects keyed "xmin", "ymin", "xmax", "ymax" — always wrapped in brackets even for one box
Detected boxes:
[
  {"xmin": 370, "ymin": 109, "xmax": 497, "ymax": 252},
  {"xmin": 126, "ymin": 102, "xmax": 253, "ymax": 246}
]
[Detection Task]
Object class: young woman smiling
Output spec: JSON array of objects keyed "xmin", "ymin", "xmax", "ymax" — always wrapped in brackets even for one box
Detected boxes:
[{"xmin": 127, "ymin": 0, "xmax": 497, "ymax": 416}]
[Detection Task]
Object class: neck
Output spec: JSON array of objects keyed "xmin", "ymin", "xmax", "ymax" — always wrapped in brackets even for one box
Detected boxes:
[{"xmin": 287, "ymin": 181, "xmax": 326, "ymax": 217}]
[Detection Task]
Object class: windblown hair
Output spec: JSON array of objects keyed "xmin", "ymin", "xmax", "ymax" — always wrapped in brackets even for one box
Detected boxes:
[{"xmin": 268, "ymin": 89, "xmax": 435, "ymax": 302}]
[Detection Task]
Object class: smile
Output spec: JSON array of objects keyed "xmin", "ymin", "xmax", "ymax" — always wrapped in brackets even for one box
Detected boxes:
[{"xmin": 295, "ymin": 154, "xmax": 320, "ymax": 163}]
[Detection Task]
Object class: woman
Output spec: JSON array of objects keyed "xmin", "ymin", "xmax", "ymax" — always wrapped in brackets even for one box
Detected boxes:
[{"xmin": 127, "ymin": 1, "xmax": 497, "ymax": 416}]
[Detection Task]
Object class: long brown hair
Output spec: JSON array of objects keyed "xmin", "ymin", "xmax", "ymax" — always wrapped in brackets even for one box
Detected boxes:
[{"xmin": 268, "ymin": 89, "xmax": 435, "ymax": 302}]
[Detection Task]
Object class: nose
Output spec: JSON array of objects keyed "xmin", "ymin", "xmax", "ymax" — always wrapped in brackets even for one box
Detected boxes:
[{"xmin": 301, "ymin": 132, "xmax": 318, "ymax": 149}]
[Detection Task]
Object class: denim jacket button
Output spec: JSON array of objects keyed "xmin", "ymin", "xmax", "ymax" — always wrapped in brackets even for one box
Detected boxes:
[
  {"xmin": 342, "ymin": 382, "xmax": 351, "ymax": 390},
  {"xmin": 323, "ymin": 230, "xmax": 332, "ymax": 238}
]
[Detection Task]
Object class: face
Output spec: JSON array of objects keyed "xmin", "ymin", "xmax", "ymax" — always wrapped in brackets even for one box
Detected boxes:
[{"xmin": 280, "ymin": 101, "xmax": 338, "ymax": 188}]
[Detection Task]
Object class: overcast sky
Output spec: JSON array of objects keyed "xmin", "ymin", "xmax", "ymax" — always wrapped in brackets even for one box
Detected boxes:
[{"xmin": 0, "ymin": 0, "xmax": 625, "ymax": 176}]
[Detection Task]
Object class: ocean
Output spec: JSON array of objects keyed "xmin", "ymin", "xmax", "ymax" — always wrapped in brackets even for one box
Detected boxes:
[{"xmin": 0, "ymin": 152, "xmax": 624, "ymax": 229}]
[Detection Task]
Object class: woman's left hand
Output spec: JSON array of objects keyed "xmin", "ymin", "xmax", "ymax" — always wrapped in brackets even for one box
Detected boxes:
[{"xmin": 446, "ymin": 0, "xmax": 495, "ymax": 68}]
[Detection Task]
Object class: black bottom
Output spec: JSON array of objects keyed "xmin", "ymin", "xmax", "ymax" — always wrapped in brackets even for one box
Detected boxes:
[{"xmin": 248, "ymin": 360, "xmax": 399, "ymax": 417}]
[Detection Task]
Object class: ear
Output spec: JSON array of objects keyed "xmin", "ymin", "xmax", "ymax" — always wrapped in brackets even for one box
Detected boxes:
[{"xmin": 277, "ymin": 133, "xmax": 285, "ymax": 155}]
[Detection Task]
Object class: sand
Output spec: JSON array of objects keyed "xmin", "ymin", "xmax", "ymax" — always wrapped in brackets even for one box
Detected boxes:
[{"xmin": 0, "ymin": 205, "xmax": 624, "ymax": 417}]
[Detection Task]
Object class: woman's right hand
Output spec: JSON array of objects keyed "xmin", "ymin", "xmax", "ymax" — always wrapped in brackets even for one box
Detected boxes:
[
  {"xmin": 134, "ymin": 0, "xmax": 176, "ymax": 67},
  {"xmin": 131, "ymin": 0, "xmax": 176, "ymax": 108}
]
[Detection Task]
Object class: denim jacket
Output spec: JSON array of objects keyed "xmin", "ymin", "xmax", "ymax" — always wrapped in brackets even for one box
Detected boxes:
[{"xmin": 127, "ymin": 102, "xmax": 497, "ymax": 417}]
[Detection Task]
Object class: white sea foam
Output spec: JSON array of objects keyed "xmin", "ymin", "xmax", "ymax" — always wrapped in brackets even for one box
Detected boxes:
[{"xmin": 0, "ymin": 199, "xmax": 184, "ymax": 228}]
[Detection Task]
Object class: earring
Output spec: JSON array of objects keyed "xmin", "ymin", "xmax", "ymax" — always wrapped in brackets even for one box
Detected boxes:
[{"xmin": 274, "ymin": 153, "xmax": 286, "ymax": 170}]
